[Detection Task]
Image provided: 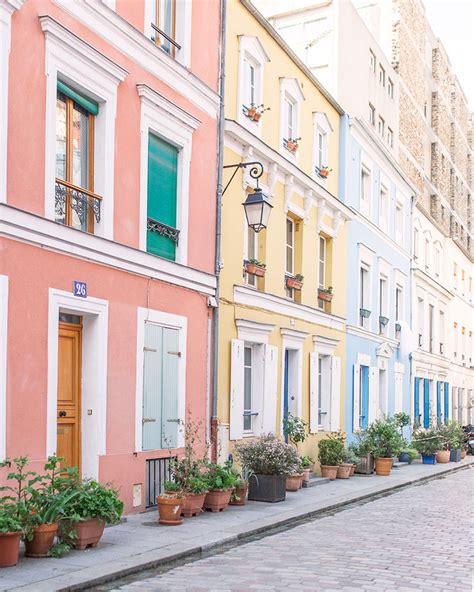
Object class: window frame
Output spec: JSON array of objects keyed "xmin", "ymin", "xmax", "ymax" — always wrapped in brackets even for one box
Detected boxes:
[
  {"xmin": 285, "ymin": 217, "xmax": 295, "ymax": 299},
  {"xmin": 387, "ymin": 78, "xmax": 394, "ymax": 98},
  {"xmin": 152, "ymin": 0, "xmax": 177, "ymax": 57},
  {"xmin": 369, "ymin": 103, "xmax": 375, "ymax": 125},
  {"xmin": 387, "ymin": 127, "xmax": 393, "ymax": 148},
  {"xmin": 369, "ymin": 49, "xmax": 376, "ymax": 73},
  {"xmin": 379, "ymin": 183, "xmax": 389, "ymax": 233},
  {"xmin": 279, "ymin": 77, "xmax": 304, "ymax": 159},
  {"xmin": 144, "ymin": 0, "xmax": 192, "ymax": 67},
  {"xmin": 243, "ymin": 344, "xmax": 254, "ymax": 433},
  {"xmin": 313, "ymin": 111, "xmax": 333, "ymax": 182},
  {"xmin": 379, "ymin": 64, "xmax": 385, "ymax": 86},
  {"xmin": 360, "ymin": 161, "xmax": 372, "ymax": 218},
  {"xmin": 378, "ymin": 115, "xmax": 385, "ymax": 137}
]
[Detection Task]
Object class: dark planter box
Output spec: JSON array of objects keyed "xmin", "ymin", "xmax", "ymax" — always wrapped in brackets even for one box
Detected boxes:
[
  {"xmin": 449, "ymin": 448, "xmax": 461, "ymax": 462},
  {"xmin": 248, "ymin": 474, "xmax": 286, "ymax": 503},
  {"xmin": 355, "ymin": 454, "xmax": 375, "ymax": 475},
  {"xmin": 399, "ymin": 452, "xmax": 411, "ymax": 463}
]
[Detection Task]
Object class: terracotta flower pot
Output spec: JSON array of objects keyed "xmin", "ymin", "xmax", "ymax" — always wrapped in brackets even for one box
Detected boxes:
[
  {"xmin": 374, "ymin": 457, "xmax": 392, "ymax": 476},
  {"xmin": 436, "ymin": 450, "xmax": 450, "ymax": 464},
  {"xmin": 204, "ymin": 488, "xmax": 232, "ymax": 512},
  {"xmin": 318, "ymin": 290, "xmax": 333, "ymax": 301},
  {"xmin": 245, "ymin": 263, "xmax": 265, "ymax": 277},
  {"xmin": 157, "ymin": 495, "xmax": 184, "ymax": 525},
  {"xmin": 319, "ymin": 170, "xmax": 329, "ymax": 177},
  {"xmin": 349, "ymin": 464, "xmax": 356, "ymax": 476},
  {"xmin": 246, "ymin": 107, "xmax": 257, "ymax": 118},
  {"xmin": 0, "ymin": 532, "xmax": 21, "ymax": 567},
  {"xmin": 229, "ymin": 484, "xmax": 248, "ymax": 506},
  {"xmin": 69, "ymin": 518, "xmax": 105, "ymax": 550},
  {"xmin": 286, "ymin": 277, "xmax": 303, "ymax": 290},
  {"xmin": 286, "ymin": 474, "xmax": 303, "ymax": 491},
  {"xmin": 302, "ymin": 468, "xmax": 312, "ymax": 482},
  {"xmin": 320, "ymin": 465, "xmax": 338, "ymax": 480},
  {"xmin": 252, "ymin": 112, "xmax": 262, "ymax": 122},
  {"xmin": 461, "ymin": 449, "xmax": 467, "ymax": 459},
  {"xmin": 337, "ymin": 463, "xmax": 352, "ymax": 479},
  {"xmin": 24, "ymin": 523, "xmax": 58, "ymax": 557},
  {"xmin": 181, "ymin": 492, "xmax": 207, "ymax": 517}
]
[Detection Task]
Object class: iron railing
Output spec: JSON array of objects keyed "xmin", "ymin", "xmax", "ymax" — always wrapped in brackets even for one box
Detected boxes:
[
  {"xmin": 55, "ymin": 178, "xmax": 101, "ymax": 230},
  {"xmin": 147, "ymin": 217, "xmax": 180, "ymax": 245},
  {"xmin": 151, "ymin": 22, "xmax": 181, "ymax": 55},
  {"xmin": 145, "ymin": 456, "xmax": 176, "ymax": 509}
]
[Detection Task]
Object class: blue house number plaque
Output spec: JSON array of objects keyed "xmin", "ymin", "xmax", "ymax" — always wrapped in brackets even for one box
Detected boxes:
[{"xmin": 73, "ymin": 281, "xmax": 87, "ymax": 298}]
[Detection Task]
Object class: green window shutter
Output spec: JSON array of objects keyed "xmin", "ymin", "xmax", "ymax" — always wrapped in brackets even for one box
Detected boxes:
[
  {"xmin": 142, "ymin": 323, "xmax": 164, "ymax": 451},
  {"xmin": 57, "ymin": 80, "xmax": 99, "ymax": 115},
  {"xmin": 147, "ymin": 132, "xmax": 178, "ymax": 261}
]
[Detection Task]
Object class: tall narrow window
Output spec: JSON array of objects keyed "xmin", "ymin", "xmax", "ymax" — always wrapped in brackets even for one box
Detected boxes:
[
  {"xmin": 379, "ymin": 65, "xmax": 385, "ymax": 86},
  {"xmin": 146, "ymin": 132, "xmax": 179, "ymax": 261},
  {"xmin": 152, "ymin": 0, "xmax": 177, "ymax": 56},
  {"xmin": 243, "ymin": 346, "xmax": 253, "ymax": 432},
  {"xmin": 425, "ymin": 238, "xmax": 430, "ymax": 270},
  {"xmin": 396, "ymin": 202, "xmax": 404, "ymax": 243},
  {"xmin": 55, "ymin": 83, "xmax": 98, "ymax": 233},
  {"xmin": 395, "ymin": 286, "xmax": 402, "ymax": 322},
  {"xmin": 418, "ymin": 298, "xmax": 424, "ymax": 348},
  {"xmin": 387, "ymin": 78, "xmax": 394, "ymax": 98},
  {"xmin": 414, "ymin": 228, "xmax": 419, "ymax": 260},
  {"xmin": 379, "ymin": 186, "xmax": 388, "ymax": 232},
  {"xmin": 245, "ymin": 226, "xmax": 258, "ymax": 287},
  {"xmin": 428, "ymin": 304, "xmax": 434, "ymax": 353},
  {"xmin": 285, "ymin": 98, "xmax": 294, "ymax": 140},
  {"xmin": 369, "ymin": 49, "xmax": 376, "ymax": 73},
  {"xmin": 361, "ymin": 166, "xmax": 371, "ymax": 216},
  {"xmin": 286, "ymin": 218, "xmax": 294, "ymax": 298},
  {"xmin": 318, "ymin": 236, "xmax": 326, "ymax": 309},
  {"xmin": 369, "ymin": 103, "xmax": 375, "ymax": 125},
  {"xmin": 387, "ymin": 127, "xmax": 393, "ymax": 147},
  {"xmin": 378, "ymin": 116, "xmax": 385, "ymax": 137},
  {"xmin": 439, "ymin": 310, "xmax": 445, "ymax": 355},
  {"xmin": 360, "ymin": 266, "xmax": 370, "ymax": 327},
  {"xmin": 243, "ymin": 58, "xmax": 257, "ymax": 109},
  {"xmin": 379, "ymin": 277, "xmax": 388, "ymax": 334}
]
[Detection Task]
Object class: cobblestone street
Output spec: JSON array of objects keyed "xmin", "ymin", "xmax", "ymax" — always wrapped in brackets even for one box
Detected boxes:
[{"xmin": 103, "ymin": 469, "xmax": 473, "ymax": 592}]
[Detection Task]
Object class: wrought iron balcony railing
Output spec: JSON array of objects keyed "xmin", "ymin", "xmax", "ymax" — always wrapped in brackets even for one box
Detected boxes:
[
  {"xmin": 55, "ymin": 178, "xmax": 102, "ymax": 231},
  {"xmin": 147, "ymin": 217, "xmax": 180, "ymax": 245}
]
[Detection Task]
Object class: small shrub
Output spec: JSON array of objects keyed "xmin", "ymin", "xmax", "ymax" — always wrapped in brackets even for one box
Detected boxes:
[
  {"xmin": 318, "ymin": 437, "xmax": 344, "ymax": 466},
  {"xmin": 235, "ymin": 434, "xmax": 301, "ymax": 476}
]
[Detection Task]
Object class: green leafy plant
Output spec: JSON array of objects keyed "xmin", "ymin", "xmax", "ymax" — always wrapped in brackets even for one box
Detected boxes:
[
  {"xmin": 318, "ymin": 286, "xmax": 333, "ymax": 294},
  {"xmin": 283, "ymin": 413, "xmax": 308, "ymax": 446},
  {"xmin": 246, "ymin": 259, "xmax": 266, "ymax": 269},
  {"xmin": 299, "ymin": 455, "xmax": 313, "ymax": 468},
  {"xmin": 0, "ymin": 504, "xmax": 22, "ymax": 533},
  {"xmin": 343, "ymin": 448, "xmax": 359, "ymax": 465},
  {"xmin": 412, "ymin": 427, "xmax": 443, "ymax": 456},
  {"xmin": 164, "ymin": 480, "xmax": 183, "ymax": 494},
  {"xmin": 48, "ymin": 541, "xmax": 73, "ymax": 558},
  {"xmin": 186, "ymin": 476, "xmax": 209, "ymax": 495},
  {"xmin": 63, "ymin": 479, "xmax": 123, "ymax": 525},
  {"xmin": 399, "ymin": 448, "xmax": 418, "ymax": 463},
  {"xmin": 364, "ymin": 419, "xmax": 405, "ymax": 459},
  {"xmin": 318, "ymin": 436, "xmax": 344, "ymax": 466},
  {"xmin": 169, "ymin": 419, "xmax": 209, "ymax": 495},
  {"xmin": 235, "ymin": 434, "xmax": 301, "ymax": 476},
  {"xmin": 437, "ymin": 421, "xmax": 464, "ymax": 450},
  {"xmin": 294, "ymin": 274, "xmax": 304, "ymax": 281},
  {"xmin": 205, "ymin": 462, "xmax": 239, "ymax": 491},
  {"xmin": 393, "ymin": 412, "xmax": 411, "ymax": 431}
]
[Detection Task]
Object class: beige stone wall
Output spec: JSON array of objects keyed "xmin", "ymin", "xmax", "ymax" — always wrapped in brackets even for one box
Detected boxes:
[
  {"xmin": 431, "ymin": 142, "xmax": 450, "ymax": 200},
  {"xmin": 451, "ymin": 125, "xmax": 469, "ymax": 181},
  {"xmin": 431, "ymin": 92, "xmax": 452, "ymax": 152},
  {"xmin": 432, "ymin": 46, "xmax": 453, "ymax": 101}
]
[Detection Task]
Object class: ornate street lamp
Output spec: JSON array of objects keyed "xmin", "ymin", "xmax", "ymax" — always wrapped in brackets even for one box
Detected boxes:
[{"xmin": 223, "ymin": 161, "xmax": 272, "ymax": 233}]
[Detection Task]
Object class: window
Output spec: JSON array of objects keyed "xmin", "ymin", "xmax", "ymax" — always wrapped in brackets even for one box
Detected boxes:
[
  {"xmin": 418, "ymin": 298, "xmax": 424, "ymax": 347},
  {"xmin": 283, "ymin": 97, "xmax": 297, "ymax": 147},
  {"xmin": 245, "ymin": 226, "xmax": 258, "ymax": 287},
  {"xmin": 243, "ymin": 346, "xmax": 253, "ymax": 432},
  {"xmin": 243, "ymin": 58, "xmax": 257, "ymax": 109},
  {"xmin": 317, "ymin": 131, "xmax": 325, "ymax": 169},
  {"xmin": 55, "ymin": 84, "xmax": 98, "ymax": 233},
  {"xmin": 395, "ymin": 201, "xmax": 404, "ymax": 244},
  {"xmin": 360, "ymin": 166, "xmax": 371, "ymax": 216},
  {"xmin": 369, "ymin": 103, "xmax": 375, "ymax": 125},
  {"xmin": 379, "ymin": 276, "xmax": 388, "ymax": 334},
  {"xmin": 428, "ymin": 304, "xmax": 434, "ymax": 353},
  {"xmin": 439, "ymin": 310, "xmax": 445, "ymax": 355},
  {"xmin": 424, "ymin": 237, "xmax": 430, "ymax": 270},
  {"xmin": 146, "ymin": 133, "xmax": 179, "ymax": 261},
  {"xmin": 387, "ymin": 127, "xmax": 393, "ymax": 148},
  {"xmin": 414, "ymin": 227, "xmax": 419, "ymax": 260},
  {"xmin": 151, "ymin": 0, "xmax": 177, "ymax": 57},
  {"xmin": 318, "ymin": 355, "xmax": 331, "ymax": 430},
  {"xmin": 387, "ymin": 78, "xmax": 394, "ymax": 98},
  {"xmin": 286, "ymin": 218, "xmax": 294, "ymax": 298},
  {"xmin": 238, "ymin": 36, "xmax": 270, "ymax": 130},
  {"xmin": 379, "ymin": 65, "xmax": 385, "ymax": 86},
  {"xmin": 369, "ymin": 49, "xmax": 376, "ymax": 73},
  {"xmin": 395, "ymin": 286, "xmax": 403, "ymax": 322},
  {"xmin": 379, "ymin": 185, "xmax": 388, "ymax": 233},
  {"xmin": 360, "ymin": 266, "xmax": 370, "ymax": 328},
  {"xmin": 434, "ymin": 247, "xmax": 441, "ymax": 277},
  {"xmin": 378, "ymin": 116, "xmax": 385, "ymax": 137},
  {"xmin": 314, "ymin": 112, "xmax": 333, "ymax": 179},
  {"xmin": 318, "ymin": 236, "xmax": 326, "ymax": 309}
]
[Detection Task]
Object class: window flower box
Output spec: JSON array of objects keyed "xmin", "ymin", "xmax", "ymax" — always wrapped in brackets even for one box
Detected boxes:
[
  {"xmin": 286, "ymin": 274, "xmax": 304, "ymax": 291},
  {"xmin": 395, "ymin": 322, "xmax": 402, "ymax": 333},
  {"xmin": 244, "ymin": 259, "xmax": 266, "ymax": 277},
  {"xmin": 315, "ymin": 165, "xmax": 332, "ymax": 179},
  {"xmin": 379, "ymin": 315, "xmax": 389, "ymax": 327},
  {"xmin": 318, "ymin": 287, "xmax": 333, "ymax": 302},
  {"xmin": 284, "ymin": 137, "xmax": 301, "ymax": 154},
  {"xmin": 360, "ymin": 308, "xmax": 371, "ymax": 319},
  {"xmin": 244, "ymin": 103, "xmax": 270, "ymax": 122}
]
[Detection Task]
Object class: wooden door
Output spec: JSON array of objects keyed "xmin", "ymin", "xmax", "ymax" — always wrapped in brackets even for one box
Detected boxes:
[{"xmin": 57, "ymin": 321, "xmax": 82, "ymax": 472}]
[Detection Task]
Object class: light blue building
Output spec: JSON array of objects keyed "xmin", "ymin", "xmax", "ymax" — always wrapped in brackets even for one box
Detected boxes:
[{"xmin": 339, "ymin": 116, "xmax": 416, "ymax": 439}]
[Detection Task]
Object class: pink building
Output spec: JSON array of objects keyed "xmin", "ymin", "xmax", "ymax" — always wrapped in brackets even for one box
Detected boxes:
[{"xmin": 0, "ymin": 0, "xmax": 220, "ymax": 514}]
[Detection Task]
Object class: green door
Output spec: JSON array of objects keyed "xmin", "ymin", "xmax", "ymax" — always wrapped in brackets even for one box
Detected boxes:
[
  {"xmin": 142, "ymin": 323, "xmax": 180, "ymax": 450},
  {"xmin": 147, "ymin": 132, "xmax": 178, "ymax": 261}
]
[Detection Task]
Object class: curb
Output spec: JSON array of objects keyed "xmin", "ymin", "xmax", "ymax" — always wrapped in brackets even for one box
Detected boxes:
[{"xmin": 14, "ymin": 461, "xmax": 473, "ymax": 592}]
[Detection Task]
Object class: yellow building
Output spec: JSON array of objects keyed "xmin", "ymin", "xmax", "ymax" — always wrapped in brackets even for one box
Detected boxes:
[{"xmin": 216, "ymin": 0, "xmax": 353, "ymax": 464}]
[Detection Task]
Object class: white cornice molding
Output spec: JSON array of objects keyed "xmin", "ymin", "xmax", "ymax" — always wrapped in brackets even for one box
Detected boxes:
[
  {"xmin": 347, "ymin": 324, "xmax": 399, "ymax": 347},
  {"xmin": 53, "ymin": 0, "xmax": 219, "ymax": 118},
  {"xmin": 234, "ymin": 285, "xmax": 346, "ymax": 332},
  {"xmin": 313, "ymin": 334, "xmax": 339, "ymax": 349},
  {"xmin": 280, "ymin": 327, "xmax": 309, "ymax": 341},
  {"xmin": 0, "ymin": 0, "xmax": 24, "ymax": 14},
  {"xmin": 0, "ymin": 204, "xmax": 216, "ymax": 295},
  {"xmin": 39, "ymin": 15, "xmax": 128, "ymax": 83},
  {"xmin": 137, "ymin": 84, "xmax": 201, "ymax": 131}
]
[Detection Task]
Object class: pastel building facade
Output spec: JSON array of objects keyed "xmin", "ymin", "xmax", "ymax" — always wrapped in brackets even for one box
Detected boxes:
[
  {"xmin": 0, "ymin": 0, "xmax": 220, "ymax": 513},
  {"xmin": 216, "ymin": 0, "xmax": 352, "ymax": 462}
]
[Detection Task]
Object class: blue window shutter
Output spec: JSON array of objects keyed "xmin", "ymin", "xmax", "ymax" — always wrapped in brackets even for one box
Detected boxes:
[
  {"xmin": 436, "ymin": 382, "xmax": 442, "ymax": 422},
  {"xmin": 414, "ymin": 377, "xmax": 420, "ymax": 426},
  {"xmin": 142, "ymin": 323, "xmax": 164, "ymax": 451},
  {"xmin": 160, "ymin": 328, "xmax": 180, "ymax": 449},
  {"xmin": 423, "ymin": 379, "xmax": 430, "ymax": 428},
  {"xmin": 147, "ymin": 133, "xmax": 178, "ymax": 261},
  {"xmin": 444, "ymin": 382, "xmax": 449, "ymax": 424}
]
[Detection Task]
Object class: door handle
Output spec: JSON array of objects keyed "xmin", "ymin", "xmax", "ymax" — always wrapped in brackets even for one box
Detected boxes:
[
  {"xmin": 59, "ymin": 410, "xmax": 67, "ymax": 417},
  {"xmin": 142, "ymin": 417, "xmax": 156, "ymax": 423}
]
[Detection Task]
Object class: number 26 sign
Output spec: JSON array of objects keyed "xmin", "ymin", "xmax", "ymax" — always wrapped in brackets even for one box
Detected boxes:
[{"xmin": 73, "ymin": 281, "xmax": 87, "ymax": 298}]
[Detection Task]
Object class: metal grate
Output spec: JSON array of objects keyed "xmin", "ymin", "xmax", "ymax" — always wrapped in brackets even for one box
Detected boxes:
[{"xmin": 145, "ymin": 456, "xmax": 176, "ymax": 508}]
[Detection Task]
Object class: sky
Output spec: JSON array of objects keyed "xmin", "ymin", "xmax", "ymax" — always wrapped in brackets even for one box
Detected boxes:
[{"xmin": 423, "ymin": 0, "xmax": 474, "ymax": 108}]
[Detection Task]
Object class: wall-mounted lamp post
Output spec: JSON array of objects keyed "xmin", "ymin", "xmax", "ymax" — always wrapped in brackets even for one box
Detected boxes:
[{"xmin": 223, "ymin": 161, "xmax": 272, "ymax": 233}]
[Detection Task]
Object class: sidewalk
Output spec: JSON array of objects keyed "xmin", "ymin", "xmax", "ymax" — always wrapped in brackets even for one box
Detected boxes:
[{"xmin": 1, "ymin": 458, "xmax": 472, "ymax": 592}]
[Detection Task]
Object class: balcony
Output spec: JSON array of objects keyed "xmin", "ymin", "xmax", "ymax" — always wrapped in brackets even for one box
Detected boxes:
[{"xmin": 55, "ymin": 179, "xmax": 101, "ymax": 232}]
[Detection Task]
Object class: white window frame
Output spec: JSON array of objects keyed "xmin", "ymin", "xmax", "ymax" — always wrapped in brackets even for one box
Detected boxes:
[
  {"xmin": 378, "ymin": 115, "xmax": 385, "ymax": 137},
  {"xmin": 237, "ymin": 35, "xmax": 270, "ymax": 135},
  {"xmin": 279, "ymin": 77, "xmax": 304, "ymax": 160},
  {"xmin": 395, "ymin": 199, "xmax": 404, "ymax": 245},
  {"xmin": 387, "ymin": 77, "xmax": 394, "ymax": 98},
  {"xmin": 359, "ymin": 245, "xmax": 374, "ymax": 330},
  {"xmin": 0, "ymin": 274, "xmax": 8, "ymax": 460},
  {"xmin": 280, "ymin": 329, "xmax": 306, "ymax": 433},
  {"xmin": 135, "ymin": 307, "xmax": 187, "ymax": 452},
  {"xmin": 379, "ymin": 64, "xmax": 385, "ymax": 86},
  {"xmin": 360, "ymin": 160, "xmax": 372, "ymax": 218},
  {"xmin": 0, "ymin": 0, "xmax": 22, "ymax": 204},
  {"xmin": 313, "ymin": 111, "xmax": 333, "ymax": 183},
  {"xmin": 379, "ymin": 182, "xmax": 389, "ymax": 233},
  {"xmin": 387, "ymin": 127, "xmax": 393, "ymax": 147},
  {"xmin": 41, "ymin": 16, "xmax": 127, "ymax": 240},
  {"xmin": 369, "ymin": 103, "xmax": 375, "ymax": 125},
  {"xmin": 285, "ymin": 217, "xmax": 294, "ymax": 276},
  {"xmin": 143, "ymin": 0, "xmax": 192, "ymax": 68},
  {"xmin": 311, "ymin": 335, "xmax": 340, "ymax": 433},
  {"xmin": 369, "ymin": 49, "xmax": 376, "ymax": 73},
  {"xmin": 138, "ymin": 84, "xmax": 200, "ymax": 266}
]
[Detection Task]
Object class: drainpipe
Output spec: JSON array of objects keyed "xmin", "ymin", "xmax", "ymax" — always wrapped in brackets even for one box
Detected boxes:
[{"xmin": 211, "ymin": 0, "xmax": 227, "ymax": 461}]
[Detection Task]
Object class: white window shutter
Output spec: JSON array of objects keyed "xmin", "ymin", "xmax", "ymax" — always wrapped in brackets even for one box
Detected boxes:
[
  {"xmin": 395, "ymin": 373, "xmax": 403, "ymax": 414},
  {"xmin": 368, "ymin": 366, "xmax": 378, "ymax": 423},
  {"xmin": 262, "ymin": 344, "xmax": 278, "ymax": 434},
  {"xmin": 229, "ymin": 339, "xmax": 245, "ymax": 440},
  {"xmin": 309, "ymin": 352, "xmax": 319, "ymax": 433},
  {"xmin": 329, "ymin": 356, "xmax": 341, "ymax": 431},
  {"xmin": 353, "ymin": 364, "xmax": 360, "ymax": 432}
]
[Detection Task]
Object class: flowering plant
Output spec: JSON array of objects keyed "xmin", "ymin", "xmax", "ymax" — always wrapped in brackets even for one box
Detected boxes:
[
  {"xmin": 412, "ymin": 427, "xmax": 443, "ymax": 456},
  {"xmin": 235, "ymin": 434, "xmax": 300, "ymax": 476}
]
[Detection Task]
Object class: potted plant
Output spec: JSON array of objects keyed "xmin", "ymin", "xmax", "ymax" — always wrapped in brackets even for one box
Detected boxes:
[
  {"xmin": 364, "ymin": 418, "xmax": 404, "ymax": 476},
  {"xmin": 203, "ymin": 462, "xmax": 237, "ymax": 512},
  {"xmin": 318, "ymin": 435, "xmax": 344, "ymax": 480},
  {"xmin": 235, "ymin": 435, "xmax": 300, "ymax": 503},
  {"xmin": 229, "ymin": 474, "xmax": 248, "ymax": 507},
  {"xmin": 439, "ymin": 421, "xmax": 464, "ymax": 462},
  {"xmin": 244, "ymin": 259, "xmax": 266, "ymax": 277},
  {"xmin": 318, "ymin": 286, "xmax": 334, "ymax": 302},
  {"xmin": 180, "ymin": 476, "xmax": 209, "ymax": 517},
  {"xmin": 252, "ymin": 104, "xmax": 270, "ymax": 122},
  {"xmin": 0, "ymin": 504, "xmax": 22, "ymax": 568},
  {"xmin": 352, "ymin": 433, "xmax": 375, "ymax": 474},
  {"xmin": 285, "ymin": 463, "xmax": 304, "ymax": 492},
  {"xmin": 342, "ymin": 448, "xmax": 359, "ymax": 476},
  {"xmin": 245, "ymin": 103, "xmax": 257, "ymax": 119},
  {"xmin": 286, "ymin": 274, "xmax": 304, "ymax": 291},
  {"xmin": 398, "ymin": 448, "xmax": 418, "ymax": 464},
  {"xmin": 413, "ymin": 427, "xmax": 443, "ymax": 464},
  {"xmin": 158, "ymin": 481, "xmax": 184, "ymax": 525},
  {"xmin": 317, "ymin": 165, "xmax": 332, "ymax": 179},
  {"xmin": 283, "ymin": 414, "xmax": 307, "ymax": 491},
  {"xmin": 360, "ymin": 308, "xmax": 371, "ymax": 319},
  {"xmin": 300, "ymin": 456, "xmax": 313, "ymax": 483},
  {"xmin": 379, "ymin": 316, "xmax": 389, "ymax": 328},
  {"xmin": 285, "ymin": 137, "xmax": 301, "ymax": 153},
  {"xmin": 62, "ymin": 479, "xmax": 123, "ymax": 549}
]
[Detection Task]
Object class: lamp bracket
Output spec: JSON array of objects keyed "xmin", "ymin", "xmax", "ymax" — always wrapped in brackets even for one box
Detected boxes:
[{"xmin": 222, "ymin": 161, "xmax": 264, "ymax": 195}]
